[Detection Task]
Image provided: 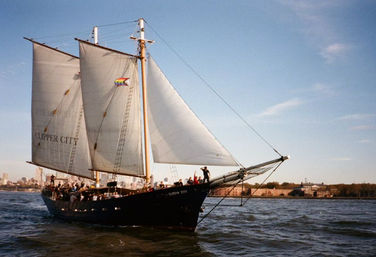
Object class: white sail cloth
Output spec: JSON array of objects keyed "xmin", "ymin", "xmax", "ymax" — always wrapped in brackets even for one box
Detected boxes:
[
  {"xmin": 146, "ymin": 57, "xmax": 238, "ymax": 166},
  {"xmin": 79, "ymin": 42, "xmax": 144, "ymax": 177},
  {"xmin": 31, "ymin": 43, "xmax": 93, "ymax": 179}
]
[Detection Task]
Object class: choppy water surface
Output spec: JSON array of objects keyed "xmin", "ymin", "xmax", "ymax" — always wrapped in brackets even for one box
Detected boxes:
[{"xmin": 0, "ymin": 192, "xmax": 375, "ymax": 256}]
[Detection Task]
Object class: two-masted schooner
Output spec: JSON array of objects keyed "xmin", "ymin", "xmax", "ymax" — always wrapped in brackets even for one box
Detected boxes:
[{"xmin": 25, "ymin": 18, "xmax": 288, "ymax": 230}]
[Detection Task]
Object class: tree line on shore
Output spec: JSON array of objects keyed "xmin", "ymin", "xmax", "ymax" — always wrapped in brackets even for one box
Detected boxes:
[{"xmin": 246, "ymin": 182, "xmax": 376, "ymax": 197}]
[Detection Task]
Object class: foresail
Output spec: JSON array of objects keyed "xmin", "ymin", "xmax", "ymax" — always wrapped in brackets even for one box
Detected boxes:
[
  {"xmin": 79, "ymin": 41, "xmax": 144, "ymax": 177},
  {"xmin": 31, "ymin": 42, "xmax": 93, "ymax": 179},
  {"xmin": 146, "ymin": 57, "xmax": 238, "ymax": 166}
]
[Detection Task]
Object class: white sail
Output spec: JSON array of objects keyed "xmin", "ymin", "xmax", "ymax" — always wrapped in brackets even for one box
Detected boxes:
[
  {"xmin": 31, "ymin": 42, "xmax": 93, "ymax": 179},
  {"xmin": 79, "ymin": 41, "xmax": 144, "ymax": 177},
  {"xmin": 146, "ymin": 57, "xmax": 238, "ymax": 166}
]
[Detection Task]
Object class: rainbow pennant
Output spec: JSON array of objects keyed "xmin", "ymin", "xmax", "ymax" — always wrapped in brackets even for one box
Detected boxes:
[{"xmin": 114, "ymin": 77, "xmax": 129, "ymax": 87}]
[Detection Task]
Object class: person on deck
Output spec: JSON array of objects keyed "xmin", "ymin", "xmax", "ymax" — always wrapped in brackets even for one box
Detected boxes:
[
  {"xmin": 50, "ymin": 175, "xmax": 55, "ymax": 186},
  {"xmin": 187, "ymin": 177, "xmax": 193, "ymax": 185},
  {"xmin": 201, "ymin": 166, "xmax": 210, "ymax": 183},
  {"xmin": 174, "ymin": 179, "xmax": 184, "ymax": 187},
  {"xmin": 193, "ymin": 173, "xmax": 199, "ymax": 185}
]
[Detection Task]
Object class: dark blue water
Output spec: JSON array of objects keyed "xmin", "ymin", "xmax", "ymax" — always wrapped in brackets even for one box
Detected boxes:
[{"xmin": 0, "ymin": 192, "xmax": 375, "ymax": 256}]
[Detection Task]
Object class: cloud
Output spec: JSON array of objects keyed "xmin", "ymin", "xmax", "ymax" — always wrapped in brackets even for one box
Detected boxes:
[
  {"xmin": 291, "ymin": 82, "xmax": 336, "ymax": 97},
  {"xmin": 337, "ymin": 113, "xmax": 376, "ymax": 121},
  {"xmin": 312, "ymin": 83, "xmax": 335, "ymax": 96},
  {"xmin": 280, "ymin": 0, "xmax": 351, "ymax": 63},
  {"xmin": 331, "ymin": 157, "xmax": 351, "ymax": 161},
  {"xmin": 358, "ymin": 139, "xmax": 371, "ymax": 144},
  {"xmin": 350, "ymin": 125, "xmax": 376, "ymax": 131},
  {"xmin": 280, "ymin": 0, "xmax": 337, "ymax": 39},
  {"xmin": 258, "ymin": 98, "xmax": 303, "ymax": 117},
  {"xmin": 0, "ymin": 62, "xmax": 26, "ymax": 80},
  {"xmin": 320, "ymin": 43, "xmax": 349, "ymax": 63}
]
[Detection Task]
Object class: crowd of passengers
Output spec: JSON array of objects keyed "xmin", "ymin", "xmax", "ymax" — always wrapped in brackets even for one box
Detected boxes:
[{"xmin": 48, "ymin": 167, "xmax": 210, "ymax": 202}]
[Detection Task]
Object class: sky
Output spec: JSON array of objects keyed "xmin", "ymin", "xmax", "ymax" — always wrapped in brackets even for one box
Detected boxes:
[{"xmin": 0, "ymin": 0, "xmax": 375, "ymax": 184}]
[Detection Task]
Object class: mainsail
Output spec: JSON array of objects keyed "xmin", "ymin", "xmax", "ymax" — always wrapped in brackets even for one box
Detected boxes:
[
  {"xmin": 146, "ymin": 57, "xmax": 238, "ymax": 166},
  {"xmin": 30, "ymin": 41, "xmax": 93, "ymax": 179},
  {"xmin": 78, "ymin": 41, "xmax": 144, "ymax": 177}
]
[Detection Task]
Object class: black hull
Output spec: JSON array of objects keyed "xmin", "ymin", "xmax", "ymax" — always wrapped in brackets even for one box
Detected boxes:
[{"xmin": 42, "ymin": 184, "xmax": 209, "ymax": 231}]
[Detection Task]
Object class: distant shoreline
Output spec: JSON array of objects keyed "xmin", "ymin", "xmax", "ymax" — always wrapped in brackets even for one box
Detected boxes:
[
  {"xmin": 209, "ymin": 195, "xmax": 376, "ymax": 200},
  {"xmin": 1, "ymin": 190, "xmax": 375, "ymax": 200}
]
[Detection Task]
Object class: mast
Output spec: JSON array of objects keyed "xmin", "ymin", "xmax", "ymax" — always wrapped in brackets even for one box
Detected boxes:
[
  {"xmin": 93, "ymin": 26, "xmax": 98, "ymax": 45},
  {"xmin": 93, "ymin": 26, "xmax": 100, "ymax": 188},
  {"xmin": 138, "ymin": 18, "xmax": 151, "ymax": 184}
]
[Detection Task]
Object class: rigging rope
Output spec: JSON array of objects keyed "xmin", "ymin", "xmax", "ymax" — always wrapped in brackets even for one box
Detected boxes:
[
  {"xmin": 241, "ymin": 161, "xmax": 283, "ymax": 206},
  {"xmin": 93, "ymin": 85, "xmax": 118, "ymax": 154},
  {"xmin": 32, "ymin": 20, "xmax": 137, "ymax": 52},
  {"xmin": 33, "ymin": 30, "xmax": 90, "ymax": 40},
  {"xmin": 97, "ymin": 20, "xmax": 138, "ymax": 28},
  {"xmin": 197, "ymin": 179, "xmax": 243, "ymax": 225},
  {"xmin": 198, "ymin": 160, "xmax": 284, "ymax": 225},
  {"xmin": 144, "ymin": 20, "xmax": 282, "ymax": 157}
]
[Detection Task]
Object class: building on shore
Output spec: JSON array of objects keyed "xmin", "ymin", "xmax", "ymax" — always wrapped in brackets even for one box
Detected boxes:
[
  {"xmin": 210, "ymin": 183, "xmax": 333, "ymax": 198},
  {"xmin": 289, "ymin": 183, "xmax": 333, "ymax": 197},
  {"xmin": 209, "ymin": 185, "xmax": 291, "ymax": 197},
  {"xmin": 1, "ymin": 173, "xmax": 9, "ymax": 185},
  {"xmin": 34, "ymin": 167, "xmax": 44, "ymax": 186}
]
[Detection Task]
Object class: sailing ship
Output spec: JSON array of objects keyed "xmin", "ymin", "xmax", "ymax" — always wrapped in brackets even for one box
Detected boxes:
[{"xmin": 25, "ymin": 18, "xmax": 288, "ymax": 231}]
